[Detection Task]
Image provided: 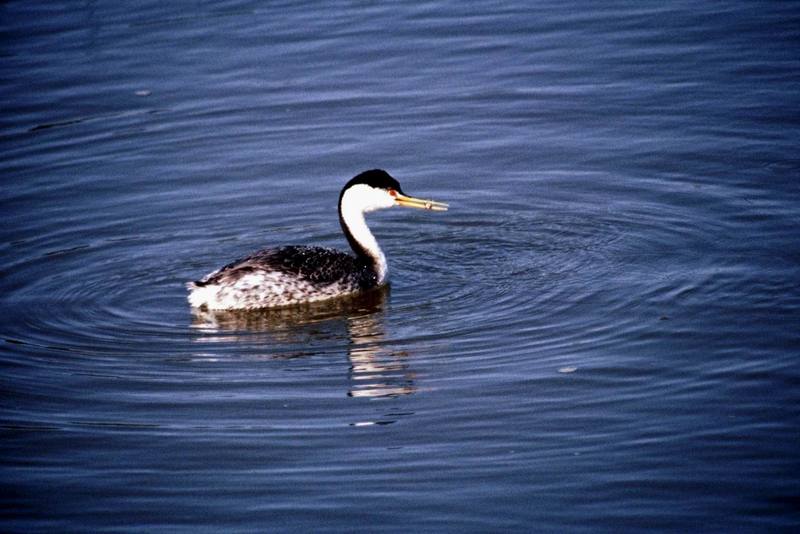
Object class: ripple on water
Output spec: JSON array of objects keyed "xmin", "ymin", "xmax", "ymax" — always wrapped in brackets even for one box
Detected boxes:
[
  {"xmin": 391, "ymin": 200, "xmax": 624, "ymax": 353},
  {"xmin": 1, "ymin": 170, "xmax": 756, "ymax": 387},
  {"xmin": 384, "ymin": 170, "xmax": 751, "ymax": 376},
  {"xmin": 0, "ymin": 234, "xmax": 192, "ymax": 359}
]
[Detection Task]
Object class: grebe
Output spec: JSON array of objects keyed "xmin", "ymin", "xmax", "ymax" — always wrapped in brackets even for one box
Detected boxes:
[{"xmin": 187, "ymin": 169, "xmax": 448, "ymax": 310}]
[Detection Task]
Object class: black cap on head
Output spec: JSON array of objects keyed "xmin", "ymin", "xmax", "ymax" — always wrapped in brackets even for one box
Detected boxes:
[{"xmin": 343, "ymin": 169, "xmax": 404, "ymax": 195}]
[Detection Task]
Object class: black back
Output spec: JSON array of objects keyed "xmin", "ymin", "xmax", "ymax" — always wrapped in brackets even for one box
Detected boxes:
[{"xmin": 195, "ymin": 245, "xmax": 378, "ymax": 290}]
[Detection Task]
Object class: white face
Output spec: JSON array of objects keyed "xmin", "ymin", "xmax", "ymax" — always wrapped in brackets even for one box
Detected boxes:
[{"xmin": 341, "ymin": 183, "xmax": 396, "ymax": 213}]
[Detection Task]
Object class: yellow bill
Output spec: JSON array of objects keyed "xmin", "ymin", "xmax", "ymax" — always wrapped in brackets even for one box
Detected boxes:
[{"xmin": 394, "ymin": 192, "xmax": 449, "ymax": 211}]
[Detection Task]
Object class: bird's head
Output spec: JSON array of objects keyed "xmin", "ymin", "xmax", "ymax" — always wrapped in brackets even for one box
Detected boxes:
[{"xmin": 339, "ymin": 169, "xmax": 449, "ymax": 214}]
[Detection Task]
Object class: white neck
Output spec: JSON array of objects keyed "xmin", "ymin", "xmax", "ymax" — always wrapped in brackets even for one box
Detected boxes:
[{"xmin": 339, "ymin": 185, "xmax": 393, "ymax": 284}]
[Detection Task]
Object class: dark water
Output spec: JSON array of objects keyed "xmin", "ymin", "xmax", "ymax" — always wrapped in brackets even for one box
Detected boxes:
[{"xmin": 2, "ymin": 1, "xmax": 800, "ymax": 531}]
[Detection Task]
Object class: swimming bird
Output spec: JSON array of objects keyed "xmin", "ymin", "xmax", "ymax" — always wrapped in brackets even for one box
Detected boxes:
[{"xmin": 187, "ymin": 169, "xmax": 448, "ymax": 310}]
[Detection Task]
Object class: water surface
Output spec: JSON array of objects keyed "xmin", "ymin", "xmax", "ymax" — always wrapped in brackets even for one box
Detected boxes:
[{"xmin": 2, "ymin": 1, "xmax": 799, "ymax": 531}]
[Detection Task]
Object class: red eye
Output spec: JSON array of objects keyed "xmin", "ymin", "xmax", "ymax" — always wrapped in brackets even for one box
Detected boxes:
[{"xmin": 388, "ymin": 189, "xmax": 397, "ymax": 197}]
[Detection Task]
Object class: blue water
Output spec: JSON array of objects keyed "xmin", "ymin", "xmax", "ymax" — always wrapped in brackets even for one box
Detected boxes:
[{"xmin": 2, "ymin": 1, "xmax": 799, "ymax": 531}]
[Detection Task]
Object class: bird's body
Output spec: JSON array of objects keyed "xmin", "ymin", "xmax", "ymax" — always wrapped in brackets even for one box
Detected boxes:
[
  {"xmin": 187, "ymin": 245, "xmax": 377, "ymax": 309},
  {"xmin": 187, "ymin": 170, "xmax": 447, "ymax": 310}
]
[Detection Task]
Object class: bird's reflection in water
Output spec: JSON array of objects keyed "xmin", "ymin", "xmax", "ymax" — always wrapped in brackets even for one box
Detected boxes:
[
  {"xmin": 191, "ymin": 286, "xmax": 416, "ymax": 398},
  {"xmin": 345, "ymin": 309, "xmax": 416, "ymax": 399}
]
